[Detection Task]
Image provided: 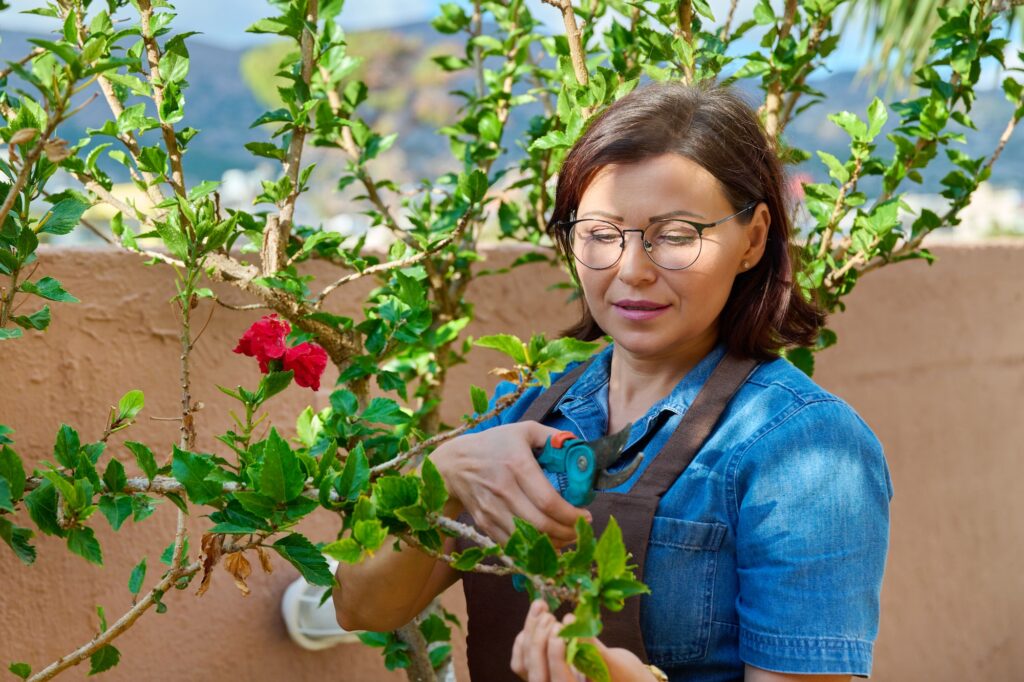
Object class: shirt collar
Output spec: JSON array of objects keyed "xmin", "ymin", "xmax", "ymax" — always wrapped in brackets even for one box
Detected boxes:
[{"xmin": 554, "ymin": 342, "xmax": 728, "ymax": 417}]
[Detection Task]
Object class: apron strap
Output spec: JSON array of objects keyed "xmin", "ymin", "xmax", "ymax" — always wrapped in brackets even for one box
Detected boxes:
[
  {"xmin": 520, "ymin": 357, "xmax": 597, "ymax": 423},
  {"xmin": 630, "ymin": 354, "xmax": 758, "ymax": 498}
]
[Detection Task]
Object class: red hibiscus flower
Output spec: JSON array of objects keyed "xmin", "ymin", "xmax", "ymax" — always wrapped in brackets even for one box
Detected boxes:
[
  {"xmin": 282, "ymin": 342, "xmax": 328, "ymax": 391},
  {"xmin": 233, "ymin": 315, "xmax": 290, "ymax": 371}
]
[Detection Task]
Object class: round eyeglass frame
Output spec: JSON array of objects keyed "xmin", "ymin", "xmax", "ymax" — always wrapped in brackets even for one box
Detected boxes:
[{"xmin": 560, "ymin": 201, "xmax": 759, "ymax": 271}]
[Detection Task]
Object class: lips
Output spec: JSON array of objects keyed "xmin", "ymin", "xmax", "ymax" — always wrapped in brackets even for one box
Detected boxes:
[
  {"xmin": 612, "ymin": 299, "xmax": 671, "ymax": 321},
  {"xmin": 613, "ymin": 299, "xmax": 670, "ymax": 311}
]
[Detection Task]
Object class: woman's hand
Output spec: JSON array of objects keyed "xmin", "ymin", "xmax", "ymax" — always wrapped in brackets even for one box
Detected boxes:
[
  {"xmin": 432, "ymin": 421, "xmax": 591, "ymax": 547},
  {"xmin": 512, "ymin": 601, "xmax": 666, "ymax": 682},
  {"xmin": 510, "ymin": 600, "xmax": 587, "ymax": 682}
]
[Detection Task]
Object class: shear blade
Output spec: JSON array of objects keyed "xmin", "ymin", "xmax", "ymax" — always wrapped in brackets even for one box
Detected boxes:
[
  {"xmin": 589, "ymin": 425, "xmax": 632, "ymax": 469},
  {"xmin": 595, "ymin": 452, "xmax": 644, "ymax": 489}
]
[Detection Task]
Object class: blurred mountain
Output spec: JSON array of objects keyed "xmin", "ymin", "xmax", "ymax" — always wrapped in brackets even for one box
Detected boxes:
[{"xmin": 3, "ymin": 23, "xmax": 1022, "ymax": 196}]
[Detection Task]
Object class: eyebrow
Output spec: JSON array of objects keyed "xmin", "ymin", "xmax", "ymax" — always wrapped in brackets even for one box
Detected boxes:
[{"xmin": 578, "ymin": 209, "xmax": 707, "ymax": 222}]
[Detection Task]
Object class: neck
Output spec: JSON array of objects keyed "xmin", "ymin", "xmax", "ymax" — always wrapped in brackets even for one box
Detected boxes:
[{"xmin": 608, "ymin": 330, "xmax": 719, "ymax": 406}]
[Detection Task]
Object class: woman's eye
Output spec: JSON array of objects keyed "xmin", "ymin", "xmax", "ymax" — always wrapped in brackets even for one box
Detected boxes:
[
  {"xmin": 590, "ymin": 230, "xmax": 620, "ymax": 243},
  {"xmin": 657, "ymin": 232, "xmax": 698, "ymax": 246}
]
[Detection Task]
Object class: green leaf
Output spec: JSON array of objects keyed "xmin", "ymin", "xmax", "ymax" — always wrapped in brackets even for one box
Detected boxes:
[
  {"xmin": 0, "ymin": 518, "xmax": 36, "ymax": 564},
  {"xmin": 12, "ymin": 305, "xmax": 51, "ymax": 331},
  {"xmin": 470, "ymin": 385, "xmax": 488, "ymax": 414},
  {"xmin": 450, "ymin": 547, "xmax": 486, "ymax": 571},
  {"xmin": 428, "ymin": 644, "xmax": 452, "ymax": 669},
  {"xmin": 866, "ymin": 97, "xmax": 888, "ymax": 139},
  {"xmin": 0, "ymin": 475, "xmax": 12, "ymax": 512},
  {"xmin": 40, "ymin": 197, "xmax": 90, "ymax": 235},
  {"xmin": 334, "ymin": 445, "xmax": 369, "ymax": 502},
  {"xmin": 125, "ymin": 441, "xmax": 158, "ymax": 482},
  {"xmin": 394, "ymin": 504, "xmax": 431, "ymax": 531},
  {"xmin": 260, "ymin": 428, "xmax": 305, "ymax": 503},
  {"xmin": 753, "ymin": 0, "xmax": 774, "ymax": 25},
  {"xmin": 116, "ymin": 390, "xmax": 145, "ymax": 422},
  {"xmin": 475, "ymin": 334, "xmax": 527, "ymax": 364},
  {"xmin": 19, "ymin": 276, "xmax": 79, "ymax": 302},
  {"xmin": 353, "ymin": 518, "xmax": 388, "ymax": 550},
  {"xmin": 232, "ymin": 491, "xmax": 278, "ymax": 517},
  {"xmin": 67, "ymin": 526, "xmax": 103, "ymax": 565},
  {"xmin": 526, "ymin": 535, "xmax": 559, "ymax": 578},
  {"xmin": 171, "ymin": 447, "xmax": 222, "ymax": 505},
  {"xmin": 102, "ymin": 459, "xmax": 127, "ymax": 493},
  {"xmin": 54, "ymin": 424, "xmax": 81, "ymax": 468},
  {"xmin": 8, "ymin": 663, "xmax": 31, "ymax": 679},
  {"xmin": 330, "ymin": 389, "xmax": 359, "ymax": 416},
  {"xmin": 160, "ymin": 536, "xmax": 189, "ymax": 566},
  {"xmin": 785, "ymin": 347, "xmax": 814, "ymax": 377},
  {"xmin": 0, "ymin": 328, "xmax": 23, "ymax": 340},
  {"xmin": 25, "ymin": 482, "xmax": 63, "ymax": 536},
  {"xmin": 88, "ymin": 645, "xmax": 120, "ymax": 675},
  {"xmin": 257, "ymin": 370, "xmax": 294, "ymax": 403},
  {"xmin": 272, "ymin": 534, "xmax": 334, "ymax": 586},
  {"xmin": 419, "ymin": 613, "xmax": 451, "ymax": 643},
  {"xmin": 131, "ymin": 494, "xmax": 158, "ymax": 522},
  {"xmin": 420, "ymin": 458, "xmax": 447, "ymax": 513},
  {"xmin": 0, "ymin": 445, "xmax": 26, "ymax": 502},
  {"xmin": 594, "ymin": 516, "xmax": 626, "ymax": 581},
  {"xmin": 98, "ymin": 494, "xmax": 133, "ymax": 531},
  {"xmin": 372, "ymin": 475, "xmax": 419, "ymax": 513},
  {"xmin": 569, "ymin": 641, "xmax": 610, "ymax": 682},
  {"xmin": 128, "ymin": 557, "xmax": 147, "ymax": 595},
  {"xmin": 457, "ymin": 169, "xmax": 488, "ymax": 204},
  {"xmin": 361, "ymin": 398, "xmax": 408, "ymax": 425},
  {"xmin": 323, "ymin": 537, "xmax": 362, "ymax": 563},
  {"xmin": 816, "ymin": 151, "xmax": 849, "ymax": 184}
]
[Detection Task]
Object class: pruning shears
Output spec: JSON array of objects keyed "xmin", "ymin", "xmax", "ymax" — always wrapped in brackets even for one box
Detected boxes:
[{"xmin": 535, "ymin": 425, "xmax": 643, "ymax": 507}]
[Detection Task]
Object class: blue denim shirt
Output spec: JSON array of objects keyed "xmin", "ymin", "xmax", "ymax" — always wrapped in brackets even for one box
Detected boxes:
[{"xmin": 468, "ymin": 343, "xmax": 893, "ymax": 680}]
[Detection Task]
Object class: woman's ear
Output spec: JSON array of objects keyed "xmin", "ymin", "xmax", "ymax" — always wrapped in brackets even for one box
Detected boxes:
[{"xmin": 738, "ymin": 203, "xmax": 770, "ymax": 272}]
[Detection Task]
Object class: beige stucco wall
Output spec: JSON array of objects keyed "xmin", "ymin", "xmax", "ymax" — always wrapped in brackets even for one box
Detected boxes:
[{"xmin": 0, "ymin": 244, "xmax": 1020, "ymax": 681}]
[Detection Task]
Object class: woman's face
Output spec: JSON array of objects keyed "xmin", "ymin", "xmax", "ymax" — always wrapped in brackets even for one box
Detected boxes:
[{"xmin": 574, "ymin": 153, "xmax": 769, "ymax": 364}]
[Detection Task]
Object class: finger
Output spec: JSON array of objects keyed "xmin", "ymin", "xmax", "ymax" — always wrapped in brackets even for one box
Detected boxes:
[
  {"xmin": 511, "ymin": 601, "xmax": 543, "ymax": 678},
  {"xmin": 527, "ymin": 611, "xmax": 556, "ymax": 682},
  {"xmin": 547, "ymin": 623, "xmax": 575, "ymax": 682}
]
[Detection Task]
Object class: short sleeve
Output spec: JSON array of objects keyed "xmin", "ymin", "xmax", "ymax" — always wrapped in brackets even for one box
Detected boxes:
[{"xmin": 731, "ymin": 399, "xmax": 893, "ymax": 677}]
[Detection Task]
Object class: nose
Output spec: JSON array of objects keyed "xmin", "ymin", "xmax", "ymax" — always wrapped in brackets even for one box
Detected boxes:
[{"xmin": 616, "ymin": 230, "xmax": 657, "ymax": 286}]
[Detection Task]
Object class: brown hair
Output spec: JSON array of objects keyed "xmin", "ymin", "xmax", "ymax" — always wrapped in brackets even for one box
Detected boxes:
[{"xmin": 547, "ymin": 81, "xmax": 824, "ymax": 360}]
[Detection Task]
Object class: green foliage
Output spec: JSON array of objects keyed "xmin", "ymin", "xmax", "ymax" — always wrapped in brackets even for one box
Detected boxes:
[{"xmin": 1, "ymin": 0, "xmax": 1021, "ymax": 678}]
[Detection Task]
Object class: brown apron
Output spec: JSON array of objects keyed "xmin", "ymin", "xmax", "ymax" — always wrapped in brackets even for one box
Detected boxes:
[{"xmin": 459, "ymin": 353, "xmax": 757, "ymax": 681}]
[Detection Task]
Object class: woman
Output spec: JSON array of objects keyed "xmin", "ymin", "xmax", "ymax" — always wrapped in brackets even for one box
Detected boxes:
[{"xmin": 335, "ymin": 82, "xmax": 893, "ymax": 682}]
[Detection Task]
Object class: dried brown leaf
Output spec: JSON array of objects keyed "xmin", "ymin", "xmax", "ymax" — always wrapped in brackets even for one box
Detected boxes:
[
  {"xmin": 43, "ymin": 138, "xmax": 70, "ymax": 162},
  {"xmin": 196, "ymin": 533, "xmax": 224, "ymax": 597},
  {"xmin": 256, "ymin": 546, "xmax": 273, "ymax": 574},
  {"xmin": 224, "ymin": 552, "xmax": 252, "ymax": 597},
  {"xmin": 9, "ymin": 128, "xmax": 38, "ymax": 146},
  {"xmin": 488, "ymin": 367, "xmax": 519, "ymax": 382}
]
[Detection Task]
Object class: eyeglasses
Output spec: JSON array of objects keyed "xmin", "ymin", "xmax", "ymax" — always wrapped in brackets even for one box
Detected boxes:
[{"xmin": 561, "ymin": 202, "xmax": 758, "ymax": 271}]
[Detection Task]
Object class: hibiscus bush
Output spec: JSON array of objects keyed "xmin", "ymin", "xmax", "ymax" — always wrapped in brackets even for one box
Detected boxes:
[{"xmin": 0, "ymin": 0, "xmax": 1021, "ymax": 680}]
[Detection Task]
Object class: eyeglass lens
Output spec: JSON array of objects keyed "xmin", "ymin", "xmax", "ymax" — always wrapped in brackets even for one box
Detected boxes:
[{"xmin": 569, "ymin": 220, "xmax": 702, "ymax": 270}]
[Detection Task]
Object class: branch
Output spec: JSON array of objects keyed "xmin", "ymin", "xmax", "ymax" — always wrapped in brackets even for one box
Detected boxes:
[
  {"xmin": 137, "ymin": 0, "xmax": 187, "ymax": 198},
  {"xmin": 719, "ymin": 0, "xmax": 740, "ymax": 41},
  {"xmin": 677, "ymin": 0, "xmax": 694, "ymax": 84},
  {"xmin": 313, "ymin": 210, "xmax": 474, "ymax": 307},
  {"xmin": 266, "ymin": 0, "xmax": 318, "ymax": 276},
  {"xmin": 26, "ymin": 558, "xmax": 202, "ymax": 681},
  {"xmin": 817, "ymin": 156, "xmax": 863, "ymax": 260},
  {"xmin": 433, "ymin": 515, "xmax": 573, "ymax": 601},
  {"xmin": 764, "ymin": 0, "xmax": 799, "ymax": 139},
  {"xmin": 541, "ymin": 0, "xmax": 590, "ymax": 111},
  {"xmin": 777, "ymin": 14, "xmax": 830, "ymax": 132}
]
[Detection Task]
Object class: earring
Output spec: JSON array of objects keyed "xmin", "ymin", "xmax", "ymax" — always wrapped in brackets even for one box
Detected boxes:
[{"xmin": 742, "ymin": 260, "xmax": 749, "ymax": 269}]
